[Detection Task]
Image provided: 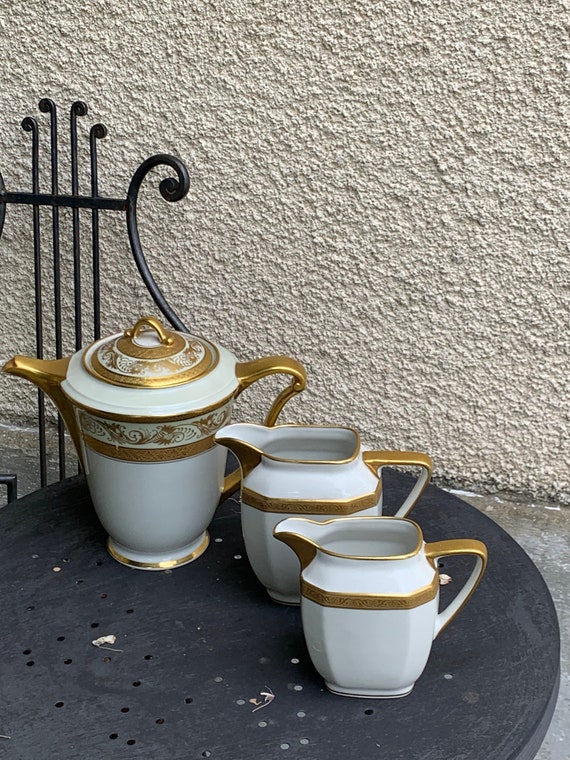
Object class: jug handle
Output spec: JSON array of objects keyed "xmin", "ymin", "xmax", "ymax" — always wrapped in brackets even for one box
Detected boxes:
[
  {"xmin": 219, "ymin": 356, "xmax": 307, "ymax": 502},
  {"xmin": 362, "ymin": 451, "xmax": 433, "ymax": 517},
  {"xmin": 235, "ymin": 356, "xmax": 307, "ymax": 426},
  {"xmin": 425, "ymin": 539, "xmax": 488, "ymax": 637}
]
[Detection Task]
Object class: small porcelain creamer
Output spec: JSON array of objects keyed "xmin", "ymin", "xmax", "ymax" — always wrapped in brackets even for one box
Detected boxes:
[
  {"xmin": 274, "ymin": 516, "xmax": 487, "ymax": 698},
  {"xmin": 214, "ymin": 423, "xmax": 432, "ymax": 604}
]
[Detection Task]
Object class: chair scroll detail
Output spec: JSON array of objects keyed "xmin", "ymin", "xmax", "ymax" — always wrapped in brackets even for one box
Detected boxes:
[{"xmin": 0, "ymin": 98, "xmax": 192, "ymax": 488}]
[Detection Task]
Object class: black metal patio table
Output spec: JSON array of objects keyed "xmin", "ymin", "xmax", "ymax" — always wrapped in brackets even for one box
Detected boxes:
[{"xmin": 0, "ymin": 469, "xmax": 559, "ymax": 760}]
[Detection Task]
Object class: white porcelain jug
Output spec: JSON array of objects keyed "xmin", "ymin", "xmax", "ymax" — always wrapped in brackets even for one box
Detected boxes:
[
  {"xmin": 4, "ymin": 317, "xmax": 306, "ymax": 569},
  {"xmin": 214, "ymin": 423, "xmax": 432, "ymax": 603},
  {"xmin": 274, "ymin": 516, "xmax": 487, "ymax": 698}
]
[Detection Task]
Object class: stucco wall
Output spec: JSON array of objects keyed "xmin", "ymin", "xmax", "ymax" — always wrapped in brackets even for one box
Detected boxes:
[{"xmin": 0, "ymin": 1, "xmax": 568, "ymax": 502}]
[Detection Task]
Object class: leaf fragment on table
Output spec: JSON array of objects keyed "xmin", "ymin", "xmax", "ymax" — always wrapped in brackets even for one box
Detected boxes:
[
  {"xmin": 92, "ymin": 635, "xmax": 123, "ymax": 652},
  {"xmin": 439, "ymin": 573, "xmax": 452, "ymax": 585},
  {"xmin": 250, "ymin": 687, "xmax": 275, "ymax": 712}
]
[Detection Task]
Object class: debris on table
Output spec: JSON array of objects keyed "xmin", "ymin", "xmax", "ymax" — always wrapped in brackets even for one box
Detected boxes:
[
  {"xmin": 439, "ymin": 574, "xmax": 452, "ymax": 585},
  {"xmin": 249, "ymin": 687, "xmax": 275, "ymax": 712},
  {"xmin": 92, "ymin": 634, "xmax": 123, "ymax": 652}
]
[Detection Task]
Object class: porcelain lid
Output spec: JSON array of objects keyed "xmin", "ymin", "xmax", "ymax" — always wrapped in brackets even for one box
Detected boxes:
[
  {"xmin": 62, "ymin": 316, "xmax": 239, "ymax": 417},
  {"xmin": 83, "ymin": 316, "xmax": 219, "ymax": 389}
]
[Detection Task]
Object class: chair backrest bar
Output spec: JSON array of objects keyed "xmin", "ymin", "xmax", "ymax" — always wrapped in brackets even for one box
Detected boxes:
[{"xmin": 0, "ymin": 98, "xmax": 191, "ymax": 488}]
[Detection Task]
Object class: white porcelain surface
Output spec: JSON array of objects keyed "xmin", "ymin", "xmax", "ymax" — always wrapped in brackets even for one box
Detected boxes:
[
  {"xmin": 274, "ymin": 516, "xmax": 487, "ymax": 698},
  {"xmin": 84, "ymin": 443, "xmax": 226, "ymax": 568},
  {"xmin": 242, "ymin": 427, "xmax": 378, "ymax": 500},
  {"xmin": 63, "ymin": 344, "xmax": 239, "ymax": 418},
  {"xmin": 302, "ymin": 600, "xmax": 437, "ymax": 698},
  {"xmin": 241, "ymin": 502, "xmax": 378, "ymax": 604},
  {"xmin": 215, "ymin": 423, "xmax": 432, "ymax": 604}
]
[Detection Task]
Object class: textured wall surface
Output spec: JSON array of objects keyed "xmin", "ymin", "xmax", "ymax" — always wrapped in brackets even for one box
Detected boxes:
[{"xmin": 0, "ymin": 0, "xmax": 568, "ymax": 502}]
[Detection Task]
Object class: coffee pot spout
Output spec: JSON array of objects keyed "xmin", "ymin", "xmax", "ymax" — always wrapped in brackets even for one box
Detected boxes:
[{"xmin": 2, "ymin": 355, "xmax": 83, "ymax": 467}]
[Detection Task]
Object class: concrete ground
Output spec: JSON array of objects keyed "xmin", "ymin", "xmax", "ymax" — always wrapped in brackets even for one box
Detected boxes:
[
  {"xmin": 450, "ymin": 488, "xmax": 569, "ymax": 760},
  {"xmin": 0, "ymin": 423, "xmax": 567, "ymax": 759}
]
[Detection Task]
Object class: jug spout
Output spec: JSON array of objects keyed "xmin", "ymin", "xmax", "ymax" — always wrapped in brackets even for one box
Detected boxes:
[
  {"xmin": 273, "ymin": 517, "xmax": 325, "ymax": 570},
  {"xmin": 2, "ymin": 355, "xmax": 83, "ymax": 467},
  {"xmin": 215, "ymin": 423, "xmax": 275, "ymax": 478}
]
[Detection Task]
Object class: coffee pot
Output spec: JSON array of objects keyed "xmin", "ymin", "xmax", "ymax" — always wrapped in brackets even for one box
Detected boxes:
[{"xmin": 3, "ymin": 316, "xmax": 306, "ymax": 569}]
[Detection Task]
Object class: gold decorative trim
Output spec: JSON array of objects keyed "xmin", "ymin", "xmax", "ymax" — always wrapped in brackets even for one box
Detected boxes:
[
  {"xmin": 79, "ymin": 405, "xmax": 230, "ymax": 446},
  {"xmin": 83, "ymin": 433, "xmax": 217, "ymax": 461},
  {"xmin": 285, "ymin": 516, "xmax": 424, "ymax": 561},
  {"xmin": 116, "ymin": 331, "xmax": 186, "ymax": 359},
  {"xmin": 241, "ymin": 482, "xmax": 382, "ymax": 514},
  {"xmin": 235, "ymin": 356, "xmax": 307, "ymax": 428},
  {"xmin": 67, "ymin": 389, "xmax": 237, "ymax": 423},
  {"xmin": 301, "ymin": 575, "xmax": 439, "ymax": 610},
  {"xmin": 229, "ymin": 422, "xmax": 360, "ymax": 465},
  {"xmin": 107, "ymin": 533, "xmax": 210, "ymax": 568},
  {"xmin": 87, "ymin": 342, "xmax": 218, "ymax": 388},
  {"xmin": 122, "ymin": 316, "xmax": 176, "ymax": 346},
  {"xmin": 425, "ymin": 538, "xmax": 488, "ymax": 634},
  {"xmin": 3, "ymin": 355, "xmax": 85, "ymax": 471},
  {"xmin": 363, "ymin": 449, "xmax": 433, "ymax": 477}
]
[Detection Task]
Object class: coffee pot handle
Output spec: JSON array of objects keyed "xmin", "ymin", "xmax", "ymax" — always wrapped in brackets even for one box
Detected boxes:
[
  {"xmin": 219, "ymin": 356, "xmax": 307, "ymax": 502},
  {"xmin": 425, "ymin": 539, "xmax": 488, "ymax": 638},
  {"xmin": 235, "ymin": 356, "xmax": 307, "ymax": 425},
  {"xmin": 362, "ymin": 451, "xmax": 433, "ymax": 517}
]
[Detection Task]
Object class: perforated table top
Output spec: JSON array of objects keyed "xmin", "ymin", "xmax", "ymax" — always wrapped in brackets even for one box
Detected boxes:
[{"xmin": 0, "ymin": 471, "xmax": 559, "ymax": 759}]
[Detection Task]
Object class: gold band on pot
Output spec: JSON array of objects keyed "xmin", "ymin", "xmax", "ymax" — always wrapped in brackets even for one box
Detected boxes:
[
  {"xmin": 107, "ymin": 533, "xmax": 210, "ymax": 568},
  {"xmin": 301, "ymin": 575, "xmax": 439, "ymax": 610},
  {"xmin": 77, "ymin": 403, "xmax": 232, "ymax": 462},
  {"xmin": 83, "ymin": 433, "xmax": 216, "ymax": 462},
  {"xmin": 241, "ymin": 482, "xmax": 382, "ymax": 515}
]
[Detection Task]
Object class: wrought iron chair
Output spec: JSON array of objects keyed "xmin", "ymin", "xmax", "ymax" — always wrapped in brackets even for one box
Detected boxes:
[
  {"xmin": 0, "ymin": 474, "xmax": 17, "ymax": 503},
  {"xmin": 0, "ymin": 98, "xmax": 192, "ymax": 500}
]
